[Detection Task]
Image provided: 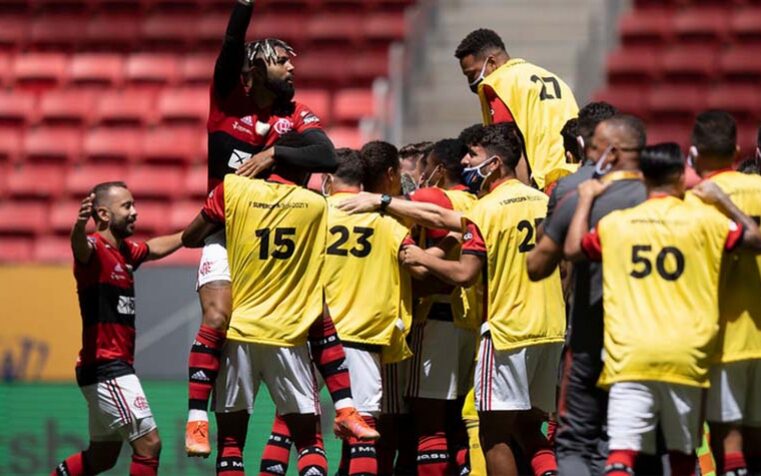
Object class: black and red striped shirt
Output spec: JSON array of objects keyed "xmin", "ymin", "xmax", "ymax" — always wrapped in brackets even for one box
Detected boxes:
[{"xmin": 73, "ymin": 233, "xmax": 148, "ymax": 386}]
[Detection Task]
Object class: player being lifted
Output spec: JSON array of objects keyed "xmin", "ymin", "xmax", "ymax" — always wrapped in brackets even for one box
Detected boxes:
[
  {"xmin": 183, "ymin": 132, "xmax": 335, "ymax": 476},
  {"xmin": 565, "ymin": 143, "xmax": 761, "ymax": 476},
  {"xmin": 186, "ymin": 0, "xmax": 373, "ymax": 456},
  {"xmin": 339, "ymin": 125, "xmax": 565, "ymax": 476},
  {"xmin": 53, "ymin": 183, "xmax": 182, "ymax": 476}
]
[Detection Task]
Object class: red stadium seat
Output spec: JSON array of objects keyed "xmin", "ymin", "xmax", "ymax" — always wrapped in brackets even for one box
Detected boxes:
[
  {"xmin": 0, "ymin": 53, "xmax": 11, "ymax": 87},
  {"xmin": 0, "ymin": 129, "xmax": 23, "ymax": 163},
  {"xmin": 673, "ymin": 8, "xmax": 730, "ymax": 44},
  {"xmin": 169, "ymin": 200, "xmax": 201, "ymax": 231},
  {"xmin": 327, "ymin": 127, "xmax": 363, "ymax": 149},
  {"xmin": 297, "ymin": 50, "xmax": 348, "ymax": 86},
  {"xmin": 125, "ymin": 54, "xmax": 180, "ymax": 87},
  {"xmin": 180, "ymin": 54, "xmax": 215, "ymax": 85},
  {"xmin": 645, "ymin": 122, "xmax": 691, "ymax": 149},
  {"xmin": 131, "ymin": 200, "xmax": 169, "ymax": 235},
  {"xmin": 184, "ymin": 165, "xmax": 208, "ymax": 198},
  {"xmin": 0, "ymin": 16, "xmax": 28, "ymax": 50},
  {"xmin": 82, "ymin": 128, "xmax": 142, "ymax": 163},
  {"xmin": 737, "ymin": 122, "xmax": 759, "ymax": 155},
  {"xmin": 157, "ymin": 88, "xmax": 208, "ymax": 125},
  {"xmin": 33, "ymin": 235, "xmax": 72, "ymax": 263},
  {"xmin": 719, "ymin": 46, "xmax": 761, "ymax": 82},
  {"xmin": 127, "ymin": 165, "xmax": 184, "ymax": 199},
  {"xmin": 38, "ymin": 90, "xmax": 97, "ymax": 125},
  {"xmin": 661, "ymin": 45, "xmax": 718, "ymax": 82},
  {"xmin": 648, "ymin": 84, "xmax": 707, "ymax": 117},
  {"xmin": 248, "ymin": 13, "xmax": 307, "ymax": 47},
  {"xmin": 363, "ymin": 13, "xmax": 406, "ymax": 42},
  {"xmin": 730, "ymin": 8, "xmax": 761, "ymax": 43},
  {"xmin": 0, "ymin": 91, "xmax": 36, "ymax": 127},
  {"xmin": 50, "ymin": 199, "xmax": 82, "ymax": 234},
  {"xmin": 707, "ymin": 85, "xmax": 761, "ymax": 121},
  {"xmin": 29, "ymin": 14, "xmax": 87, "ymax": 48},
  {"xmin": 0, "ymin": 237, "xmax": 34, "ymax": 262},
  {"xmin": 142, "ymin": 127, "xmax": 203, "ymax": 165},
  {"xmin": 333, "ymin": 88, "xmax": 374, "ymax": 123},
  {"xmin": 24, "ymin": 127, "xmax": 82, "ymax": 163},
  {"xmin": 592, "ymin": 86, "xmax": 650, "ymax": 119},
  {"xmin": 351, "ymin": 50, "xmax": 390, "ymax": 83},
  {"xmin": 140, "ymin": 13, "xmax": 198, "ymax": 48},
  {"xmin": 85, "ymin": 15, "xmax": 141, "ymax": 50},
  {"xmin": 12, "ymin": 53, "xmax": 69, "ymax": 90},
  {"xmin": 0, "ymin": 201, "xmax": 48, "ymax": 235},
  {"xmin": 7, "ymin": 164, "xmax": 66, "ymax": 199},
  {"xmin": 69, "ymin": 53, "xmax": 124, "ymax": 87},
  {"xmin": 618, "ymin": 8, "xmax": 674, "ymax": 46},
  {"xmin": 197, "ymin": 13, "xmax": 228, "ymax": 47},
  {"xmin": 307, "ymin": 14, "xmax": 362, "ymax": 44},
  {"xmin": 295, "ymin": 90, "xmax": 331, "ymax": 125},
  {"xmin": 606, "ymin": 48, "xmax": 660, "ymax": 84},
  {"xmin": 95, "ymin": 90, "xmax": 156, "ymax": 126},
  {"xmin": 65, "ymin": 164, "xmax": 124, "ymax": 197}
]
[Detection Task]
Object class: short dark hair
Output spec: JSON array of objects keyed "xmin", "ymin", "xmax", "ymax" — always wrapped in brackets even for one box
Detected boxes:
[
  {"xmin": 333, "ymin": 148, "xmax": 364, "ymax": 186},
  {"xmin": 639, "ymin": 142, "xmax": 685, "ymax": 185},
  {"xmin": 560, "ymin": 118, "xmax": 582, "ymax": 162},
  {"xmin": 458, "ymin": 124, "xmax": 486, "ymax": 147},
  {"xmin": 429, "ymin": 138, "xmax": 468, "ymax": 180},
  {"xmin": 399, "ymin": 141, "xmax": 433, "ymax": 161},
  {"xmin": 692, "ymin": 110, "xmax": 737, "ymax": 159},
  {"xmin": 360, "ymin": 141, "xmax": 399, "ymax": 190},
  {"xmin": 454, "ymin": 29, "xmax": 506, "ymax": 60},
  {"xmin": 91, "ymin": 181, "xmax": 128, "ymax": 221},
  {"xmin": 738, "ymin": 158, "xmax": 761, "ymax": 175},
  {"xmin": 604, "ymin": 114, "xmax": 647, "ymax": 150},
  {"xmin": 578, "ymin": 101, "xmax": 618, "ymax": 146},
  {"xmin": 491, "ymin": 121, "xmax": 525, "ymax": 153},
  {"xmin": 478, "ymin": 124, "xmax": 521, "ymax": 170}
]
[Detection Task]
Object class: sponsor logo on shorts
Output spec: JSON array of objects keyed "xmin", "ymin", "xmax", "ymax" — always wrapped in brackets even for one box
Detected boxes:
[
  {"xmin": 117, "ymin": 296, "xmax": 136, "ymax": 315},
  {"xmin": 199, "ymin": 261, "xmax": 212, "ymax": 276},
  {"xmin": 274, "ymin": 118, "xmax": 294, "ymax": 135},
  {"xmin": 133, "ymin": 396, "xmax": 149, "ymax": 410},
  {"xmin": 463, "ymin": 231, "xmax": 473, "ymax": 241}
]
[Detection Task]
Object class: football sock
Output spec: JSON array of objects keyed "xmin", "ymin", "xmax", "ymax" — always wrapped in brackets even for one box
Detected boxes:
[
  {"xmin": 259, "ymin": 414, "xmax": 292, "ymax": 476},
  {"xmin": 308, "ymin": 313, "xmax": 353, "ymax": 409},
  {"xmin": 129, "ymin": 455, "xmax": 159, "ymax": 476},
  {"xmin": 188, "ymin": 325, "xmax": 226, "ymax": 416}
]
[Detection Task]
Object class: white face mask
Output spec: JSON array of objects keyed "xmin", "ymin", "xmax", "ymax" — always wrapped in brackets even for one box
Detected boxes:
[
  {"xmin": 468, "ymin": 60, "xmax": 490, "ymax": 94},
  {"xmin": 594, "ymin": 145, "xmax": 614, "ymax": 176}
]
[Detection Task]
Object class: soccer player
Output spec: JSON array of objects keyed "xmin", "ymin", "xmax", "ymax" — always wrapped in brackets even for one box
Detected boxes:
[
  {"xmin": 564, "ymin": 143, "xmax": 761, "ymax": 476},
  {"xmin": 182, "ymin": 132, "xmax": 333, "ymax": 476},
  {"xmin": 455, "ymin": 28, "xmax": 579, "ymax": 190},
  {"xmin": 686, "ymin": 111, "xmax": 761, "ymax": 475},
  {"xmin": 339, "ymin": 125, "xmax": 565, "ymax": 476},
  {"xmin": 186, "ymin": 0, "xmax": 373, "ymax": 455},
  {"xmin": 526, "ymin": 114, "xmax": 645, "ymax": 476},
  {"xmin": 406, "ymin": 138, "xmax": 479, "ymax": 476},
  {"xmin": 53, "ymin": 182, "xmax": 182, "ymax": 476}
]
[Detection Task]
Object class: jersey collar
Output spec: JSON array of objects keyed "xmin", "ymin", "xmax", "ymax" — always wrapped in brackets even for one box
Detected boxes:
[
  {"xmin": 600, "ymin": 170, "xmax": 643, "ymax": 184},
  {"xmin": 702, "ymin": 167, "xmax": 734, "ymax": 180},
  {"xmin": 267, "ymin": 173, "xmax": 296, "ymax": 186},
  {"xmin": 330, "ymin": 187, "xmax": 361, "ymax": 195},
  {"xmin": 487, "ymin": 177, "xmax": 518, "ymax": 193},
  {"xmin": 448, "ymin": 184, "xmax": 469, "ymax": 191}
]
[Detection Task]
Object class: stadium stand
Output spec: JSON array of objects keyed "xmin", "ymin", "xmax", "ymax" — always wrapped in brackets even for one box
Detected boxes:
[{"xmin": 0, "ymin": 0, "xmax": 412, "ymax": 263}]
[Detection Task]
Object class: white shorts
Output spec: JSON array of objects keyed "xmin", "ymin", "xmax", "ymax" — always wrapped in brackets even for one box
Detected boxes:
[
  {"xmin": 197, "ymin": 229, "xmax": 230, "ymax": 289},
  {"xmin": 381, "ymin": 359, "xmax": 410, "ymax": 415},
  {"xmin": 607, "ymin": 381, "xmax": 704, "ymax": 454},
  {"xmin": 707, "ymin": 359, "xmax": 761, "ymax": 426},
  {"xmin": 80, "ymin": 374, "xmax": 156, "ymax": 442},
  {"xmin": 407, "ymin": 320, "xmax": 477, "ymax": 400},
  {"xmin": 214, "ymin": 340, "xmax": 320, "ymax": 416},
  {"xmin": 474, "ymin": 334, "xmax": 561, "ymax": 413},
  {"xmin": 344, "ymin": 346, "xmax": 383, "ymax": 416}
]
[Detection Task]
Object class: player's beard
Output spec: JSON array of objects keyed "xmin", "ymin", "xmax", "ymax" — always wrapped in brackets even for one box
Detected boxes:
[
  {"xmin": 267, "ymin": 76, "xmax": 295, "ymax": 106},
  {"xmin": 112, "ymin": 216, "xmax": 136, "ymax": 239}
]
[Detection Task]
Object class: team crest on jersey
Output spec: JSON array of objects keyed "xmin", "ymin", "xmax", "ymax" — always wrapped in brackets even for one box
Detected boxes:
[
  {"xmin": 133, "ymin": 396, "xmax": 149, "ymax": 410},
  {"xmin": 274, "ymin": 118, "xmax": 294, "ymax": 135}
]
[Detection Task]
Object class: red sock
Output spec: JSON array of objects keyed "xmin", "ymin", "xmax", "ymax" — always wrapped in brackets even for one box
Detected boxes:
[
  {"xmin": 530, "ymin": 448, "xmax": 557, "ymax": 476},
  {"xmin": 418, "ymin": 433, "xmax": 449, "ymax": 476},
  {"xmin": 218, "ymin": 435, "xmax": 245, "ymax": 476},
  {"xmin": 296, "ymin": 438, "xmax": 328, "ymax": 476},
  {"xmin": 52, "ymin": 452, "xmax": 86, "ymax": 476},
  {"xmin": 605, "ymin": 449, "xmax": 637, "ymax": 476},
  {"xmin": 718, "ymin": 450, "xmax": 747, "ymax": 475},
  {"xmin": 130, "ymin": 455, "xmax": 159, "ymax": 476},
  {"xmin": 347, "ymin": 416, "xmax": 378, "ymax": 475},
  {"xmin": 668, "ymin": 451, "xmax": 696, "ymax": 476},
  {"xmin": 546, "ymin": 417, "xmax": 557, "ymax": 446},
  {"xmin": 309, "ymin": 313, "xmax": 352, "ymax": 406},
  {"xmin": 260, "ymin": 414, "xmax": 292, "ymax": 475},
  {"xmin": 188, "ymin": 325, "xmax": 227, "ymax": 411}
]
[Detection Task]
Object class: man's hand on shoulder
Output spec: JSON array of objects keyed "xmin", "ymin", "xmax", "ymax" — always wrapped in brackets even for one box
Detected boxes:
[{"xmin": 236, "ymin": 148, "xmax": 275, "ymax": 178}]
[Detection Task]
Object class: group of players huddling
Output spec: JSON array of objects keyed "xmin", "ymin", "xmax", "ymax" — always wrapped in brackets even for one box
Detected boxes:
[{"xmin": 52, "ymin": 1, "xmax": 761, "ymax": 475}]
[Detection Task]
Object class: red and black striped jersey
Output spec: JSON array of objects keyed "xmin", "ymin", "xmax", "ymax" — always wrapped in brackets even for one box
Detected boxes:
[
  {"xmin": 73, "ymin": 233, "xmax": 148, "ymax": 386},
  {"xmin": 206, "ymin": 83, "xmax": 322, "ymax": 192}
]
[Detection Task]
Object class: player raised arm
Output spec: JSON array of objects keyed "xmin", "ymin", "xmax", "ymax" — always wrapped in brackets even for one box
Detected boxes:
[
  {"xmin": 338, "ymin": 192, "xmax": 463, "ymax": 232},
  {"xmin": 564, "ymin": 179, "xmax": 609, "ymax": 261},
  {"xmin": 71, "ymin": 193, "xmax": 96, "ymax": 263},
  {"xmin": 214, "ymin": 0, "xmax": 254, "ymax": 100},
  {"xmin": 692, "ymin": 181, "xmax": 761, "ymax": 251}
]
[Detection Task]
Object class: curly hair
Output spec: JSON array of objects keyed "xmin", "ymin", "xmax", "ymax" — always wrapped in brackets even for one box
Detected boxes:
[
  {"xmin": 245, "ymin": 38, "xmax": 296, "ymax": 68},
  {"xmin": 430, "ymin": 138, "xmax": 468, "ymax": 179},
  {"xmin": 454, "ymin": 28, "xmax": 506, "ymax": 59},
  {"xmin": 478, "ymin": 124, "xmax": 522, "ymax": 170},
  {"xmin": 578, "ymin": 101, "xmax": 617, "ymax": 144},
  {"xmin": 458, "ymin": 124, "xmax": 486, "ymax": 147}
]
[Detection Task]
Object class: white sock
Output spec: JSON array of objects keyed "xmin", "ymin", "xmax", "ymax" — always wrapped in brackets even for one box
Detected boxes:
[
  {"xmin": 334, "ymin": 398, "xmax": 354, "ymax": 411},
  {"xmin": 188, "ymin": 409, "xmax": 208, "ymax": 422}
]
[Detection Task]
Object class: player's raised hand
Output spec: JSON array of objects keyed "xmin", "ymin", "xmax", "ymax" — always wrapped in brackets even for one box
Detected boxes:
[
  {"xmin": 692, "ymin": 181, "xmax": 727, "ymax": 205},
  {"xmin": 401, "ymin": 245, "xmax": 426, "ymax": 266},
  {"xmin": 577, "ymin": 179, "xmax": 609, "ymax": 201},
  {"xmin": 77, "ymin": 193, "xmax": 95, "ymax": 225},
  {"xmin": 337, "ymin": 192, "xmax": 381, "ymax": 214},
  {"xmin": 236, "ymin": 148, "xmax": 275, "ymax": 178}
]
